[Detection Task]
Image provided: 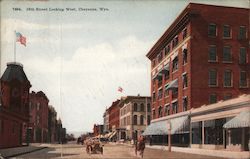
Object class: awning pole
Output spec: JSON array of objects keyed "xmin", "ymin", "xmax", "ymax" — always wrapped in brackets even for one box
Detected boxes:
[{"xmin": 167, "ymin": 122, "xmax": 171, "ymax": 152}]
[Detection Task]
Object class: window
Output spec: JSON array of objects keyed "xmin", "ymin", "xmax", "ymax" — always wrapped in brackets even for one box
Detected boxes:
[
  {"xmin": 192, "ymin": 121, "xmax": 202, "ymax": 144},
  {"xmin": 165, "ymin": 45, "xmax": 170, "ymax": 56},
  {"xmin": 158, "ymin": 52, "xmax": 163, "ymax": 63},
  {"xmin": 224, "ymin": 70, "xmax": 232, "ymax": 87},
  {"xmin": 172, "ymin": 36, "xmax": 179, "ymax": 48},
  {"xmin": 158, "ymin": 88, "xmax": 163, "ymax": 99},
  {"xmin": 182, "ymin": 73, "xmax": 188, "ymax": 88},
  {"xmin": 208, "ymin": 45, "xmax": 217, "ymax": 62},
  {"xmin": 133, "ymin": 103, "xmax": 138, "ymax": 111},
  {"xmin": 164, "ymin": 104, "xmax": 170, "ymax": 116},
  {"xmin": 223, "ymin": 46, "xmax": 232, "ymax": 62},
  {"xmin": 152, "ymin": 92, "xmax": 156, "ymax": 102},
  {"xmin": 209, "ymin": 69, "xmax": 217, "ymax": 86},
  {"xmin": 158, "ymin": 106, "xmax": 163, "ymax": 117},
  {"xmin": 140, "ymin": 103, "xmax": 144, "ymax": 112},
  {"xmin": 172, "ymin": 57, "xmax": 178, "ymax": 71},
  {"xmin": 147, "ymin": 103, "xmax": 151, "ymax": 112},
  {"xmin": 239, "ymin": 47, "xmax": 247, "ymax": 64},
  {"xmin": 224, "ymin": 93, "xmax": 232, "ymax": 100},
  {"xmin": 147, "ymin": 115, "xmax": 151, "ymax": 125},
  {"xmin": 133, "ymin": 115, "xmax": 137, "ymax": 125},
  {"xmin": 209, "ymin": 94, "xmax": 217, "ymax": 104},
  {"xmin": 37, "ymin": 102, "xmax": 40, "ymax": 110},
  {"xmin": 238, "ymin": 26, "xmax": 246, "ymax": 40},
  {"xmin": 172, "ymin": 101, "xmax": 178, "ymax": 114},
  {"xmin": 183, "ymin": 49, "xmax": 188, "ymax": 65},
  {"xmin": 182, "ymin": 28, "xmax": 187, "ymax": 39},
  {"xmin": 208, "ymin": 24, "xmax": 216, "ymax": 37},
  {"xmin": 37, "ymin": 115, "xmax": 40, "ymax": 124},
  {"xmin": 204, "ymin": 118, "xmax": 227, "ymax": 145},
  {"xmin": 164, "ymin": 84, "xmax": 169, "ymax": 97},
  {"xmin": 223, "ymin": 25, "xmax": 231, "ymax": 38},
  {"xmin": 183, "ymin": 97, "xmax": 188, "ymax": 111},
  {"xmin": 140, "ymin": 115, "xmax": 144, "ymax": 125},
  {"xmin": 240, "ymin": 71, "xmax": 247, "ymax": 87}
]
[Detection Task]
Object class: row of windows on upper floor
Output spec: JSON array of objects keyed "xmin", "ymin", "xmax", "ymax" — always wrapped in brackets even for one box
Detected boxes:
[
  {"xmin": 209, "ymin": 69, "xmax": 248, "ymax": 88},
  {"xmin": 152, "ymin": 97, "xmax": 187, "ymax": 119},
  {"xmin": 152, "ymin": 27, "xmax": 188, "ymax": 67},
  {"xmin": 120, "ymin": 115, "xmax": 151, "ymax": 126},
  {"xmin": 208, "ymin": 24, "xmax": 247, "ymax": 39},
  {"xmin": 152, "ymin": 24, "xmax": 247, "ymax": 68}
]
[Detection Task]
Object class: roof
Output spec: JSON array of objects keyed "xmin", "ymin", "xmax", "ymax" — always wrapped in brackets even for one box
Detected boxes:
[
  {"xmin": 146, "ymin": 3, "xmax": 249, "ymax": 60},
  {"xmin": 1, "ymin": 62, "xmax": 30, "ymax": 83}
]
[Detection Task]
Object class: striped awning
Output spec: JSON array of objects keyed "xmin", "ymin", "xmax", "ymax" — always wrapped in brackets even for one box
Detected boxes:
[
  {"xmin": 143, "ymin": 115, "xmax": 189, "ymax": 136},
  {"xmin": 165, "ymin": 79, "xmax": 178, "ymax": 90},
  {"xmin": 223, "ymin": 110, "xmax": 250, "ymax": 128}
]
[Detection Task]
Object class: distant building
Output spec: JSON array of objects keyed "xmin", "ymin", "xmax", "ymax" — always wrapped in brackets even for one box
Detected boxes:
[
  {"xmin": 29, "ymin": 91, "xmax": 49, "ymax": 143},
  {"xmin": 118, "ymin": 95, "xmax": 151, "ymax": 141},
  {"xmin": 0, "ymin": 62, "xmax": 31, "ymax": 148},
  {"xmin": 48, "ymin": 105, "xmax": 57, "ymax": 143},
  {"xmin": 103, "ymin": 109, "xmax": 109, "ymax": 133},
  {"xmin": 107, "ymin": 99, "xmax": 120, "ymax": 141},
  {"xmin": 93, "ymin": 124, "xmax": 104, "ymax": 136},
  {"xmin": 145, "ymin": 2, "xmax": 250, "ymax": 149}
]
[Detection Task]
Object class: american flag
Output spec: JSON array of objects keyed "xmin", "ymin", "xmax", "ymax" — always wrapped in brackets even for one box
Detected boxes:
[
  {"xmin": 118, "ymin": 86, "xmax": 123, "ymax": 93},
  {"xmin": 16, "ymin": 32, "xmax": 26, "ymax": 46}
]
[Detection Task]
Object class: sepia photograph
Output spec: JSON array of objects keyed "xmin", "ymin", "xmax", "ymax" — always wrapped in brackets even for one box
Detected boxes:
[{"xmin": 0, "ymin": 0, "xmax": 249, "ymax": 158}]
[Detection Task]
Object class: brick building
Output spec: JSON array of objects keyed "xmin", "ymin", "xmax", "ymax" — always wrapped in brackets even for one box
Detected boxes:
[
  {"xmin": 29, "ymin": 91, "xmax": 49, "ymax": 143},
  {"xmin": 144, "ymin": 3, "xmax": 249, "ymax": 147},
  {"xmin": 93, "ymin": 124, "xmax": 104, "ymax": 137},
  {"xmin": 0, "ymin": 62, "xmax": 31, "ymax": 148},
  {"xmin": 107, "ymin": 99, "xmax": 120, "ymax": 141}
]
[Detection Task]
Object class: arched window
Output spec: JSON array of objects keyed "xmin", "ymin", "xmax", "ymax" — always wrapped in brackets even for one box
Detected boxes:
[
  {"xmin": 133, "ymin": 103, "xmax": 138, "ymax": 112},
  {"xmin": 133, "ymin": 115, "xmax": 137, "ymax": 125},
  {"xmin": 140, "ymin": 103, "xmax": 144, "ymax": 112},
  {"xmin": 140, "ymin": 115, "xmax": 144, "ymax": 125}
]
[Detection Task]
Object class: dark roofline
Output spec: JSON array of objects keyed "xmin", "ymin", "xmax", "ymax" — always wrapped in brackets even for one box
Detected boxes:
[{"xmin": 146, "ymin": 2, "xmax": 249, "ymax": 60}]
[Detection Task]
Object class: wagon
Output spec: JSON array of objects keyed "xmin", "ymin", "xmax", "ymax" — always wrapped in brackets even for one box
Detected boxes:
[{"xmin": 85, "ymin": 138, "xmax": 104, "ymax": 154}]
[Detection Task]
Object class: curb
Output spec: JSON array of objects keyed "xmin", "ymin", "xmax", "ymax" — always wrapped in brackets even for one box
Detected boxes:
[{"xmin": 2, "ymin": 147, "xmax": 47, "ymax": 158}]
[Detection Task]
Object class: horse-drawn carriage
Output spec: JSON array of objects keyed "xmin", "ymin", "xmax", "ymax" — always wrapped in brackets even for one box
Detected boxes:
[{"xmin": 85, "ymin": 138, "xmax": 104, "ymax": 154}]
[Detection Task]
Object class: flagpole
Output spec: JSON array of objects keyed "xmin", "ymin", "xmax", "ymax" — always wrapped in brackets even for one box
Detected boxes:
[{"xmin": 14, "ymin": 30, "xmax": 16, "ymax": 62}]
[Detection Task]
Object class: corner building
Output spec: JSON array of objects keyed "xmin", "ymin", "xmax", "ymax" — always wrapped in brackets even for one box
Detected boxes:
[{"xmin": 145, "ymin": 3, "xmax": 249, "ymax": 146}]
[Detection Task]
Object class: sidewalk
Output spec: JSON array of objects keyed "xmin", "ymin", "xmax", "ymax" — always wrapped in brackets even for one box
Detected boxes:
[{"xmin": 0, "ymin": 144, "xmax": 47, "ymax": 158}]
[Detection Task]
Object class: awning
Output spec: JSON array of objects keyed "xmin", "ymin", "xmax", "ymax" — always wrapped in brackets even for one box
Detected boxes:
[
  {"xmin": 143, "ymin": 115, "xmax": 189, "ymax": 136},
  {"xmin": 161, "ymin": 63, "xmax": 170, "ymax": 74},
  {"xmin": 165, "ymin": 79, "xmax": 178, "ymax": 90},
  {"xmin": 152, "ymin": 72, "xmax": 163, "ymax": 80},
  {"xmin": 104, "ymin": 132, "xmax": 113, "ymax": 138},
  {"xmin": 223, "ymin": 111, "xmax": 250, "ymax": 128},
  {"xmin": 109, "ymin": 131, "xmax": 117, "ymax": 139}
]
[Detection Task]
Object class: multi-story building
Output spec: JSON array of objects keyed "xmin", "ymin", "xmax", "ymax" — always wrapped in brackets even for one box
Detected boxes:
[
  {"xmin": 29, "ymin": 91, "xmax": 49, "ymax": 143},
  {"xmin": 93, "ymin": 124, "xmax": 104, "ymax": 136},
  {"xmin": 107, "ymin": 99, "xmax": 120, "ymax": 141},
  {"xmin": 0, "ymin": 62, "xmax": 31, "ymax": 148},
  {"xmin": 48, "ymin": 105, "xmax": 57, "ymax": 143},
  {"xmin": 118, "ymin": 95, "xmax": 151, "ymax": 141},
  {"xmin": 145, "ymin": 3, "xmax": 249, "ymax": 147},
  {"xmin": 103, "ymin": 109, "xmax": 109, "ymax": 134}
]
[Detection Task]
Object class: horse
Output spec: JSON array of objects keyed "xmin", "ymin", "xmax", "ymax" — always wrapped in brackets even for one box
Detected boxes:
[{"xmin": 135, "ymin": 139, "xmax": 146, "ymax": 158}]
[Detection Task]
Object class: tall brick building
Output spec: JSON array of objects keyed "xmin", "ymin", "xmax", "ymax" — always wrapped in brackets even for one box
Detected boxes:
[
  {"xmin": 0, "ymin": 62, "xmax": 31, "ymax": 148},
  {"xmin": 144, "ymin": 3, "xmax": 249, "ymax": 146}
]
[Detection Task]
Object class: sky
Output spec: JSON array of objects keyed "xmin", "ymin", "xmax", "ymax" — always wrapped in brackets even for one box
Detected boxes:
[{"xmin": 0, "ymin": 0, "xmax": 248, "ymax": 136}]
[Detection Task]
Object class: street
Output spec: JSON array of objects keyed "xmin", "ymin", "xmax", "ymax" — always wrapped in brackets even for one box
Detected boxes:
[{"xmin": 17, "ymin": 142, "xmax": 225, "ymax": 159}]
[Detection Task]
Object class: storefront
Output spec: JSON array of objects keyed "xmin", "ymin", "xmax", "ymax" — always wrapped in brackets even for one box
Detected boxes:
[
  {"xmin": 143, "ymin": 111, "xmax": 190, "ymax": 146},
  {"xmin": 190, "ymin": 95, "xmax": 250, "ymax": 151}
]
